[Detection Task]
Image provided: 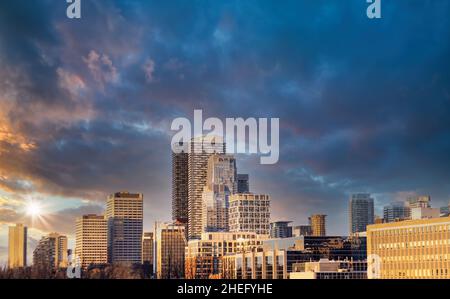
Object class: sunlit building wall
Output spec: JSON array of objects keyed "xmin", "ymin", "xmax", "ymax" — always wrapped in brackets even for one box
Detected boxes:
[
  {"xmin": 8, "ymin": 223, "xmax": 27, "ymax": 269},
  {"xmin": 106, "ymin": 192, "xmax": 144, "ymax": 265},
  {"xmin": 309, "ymin": 214, "xmax": 327, "ymax": 236},
  {"xmin": 75, "ymin": 214, "xmax": 107, "ymax": 268},
  {"xmin": 155, "ymin": 222, "xmax": 187, "ymax": 279},
  {"xmin": 367, "ymin": 217, "xmax": 450, "ymax": 279},
  {"xmin": 33, "ymin": 233, "xmax": 68, "ymax": 269}
]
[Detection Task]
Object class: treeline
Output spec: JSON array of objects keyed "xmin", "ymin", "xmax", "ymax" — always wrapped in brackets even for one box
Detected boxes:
[{"xmin": 0, "ymin": 263, "xmax": 153, "ymax": 279}]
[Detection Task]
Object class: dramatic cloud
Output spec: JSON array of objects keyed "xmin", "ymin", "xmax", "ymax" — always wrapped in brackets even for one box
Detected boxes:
[{"xmin": 143, "ymin": 59, "xmax": 156, "ymax": 83}]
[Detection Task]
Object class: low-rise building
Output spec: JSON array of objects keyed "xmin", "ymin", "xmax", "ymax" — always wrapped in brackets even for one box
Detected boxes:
[
  {"xmin": 367, "ymin": 216, "xmax": 450, "ymax": 279},
  {"xmin": 221, "ymin": 236, "xmax": 366, "ymax": 279},
  {"xmin": 185, "ymin": 232, "xmax": 267, "ymax": 279},
  {"xmin": 290, "ymin": 259, "xmax": 367, "ymax": 279},
  {"xmin": 410, "ymin": 207, "xmax": 440, "ymax": 220}
]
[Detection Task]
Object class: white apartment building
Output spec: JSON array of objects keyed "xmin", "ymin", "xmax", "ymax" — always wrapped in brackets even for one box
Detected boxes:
[{"xmin": 229, "ymin": 193, "xmax": 271, "ymax": 235}]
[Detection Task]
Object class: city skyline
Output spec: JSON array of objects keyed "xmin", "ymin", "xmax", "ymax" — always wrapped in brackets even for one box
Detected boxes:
[{"xmin": 1, "ymin": 0, "xmax": 450, "ymax": 267}]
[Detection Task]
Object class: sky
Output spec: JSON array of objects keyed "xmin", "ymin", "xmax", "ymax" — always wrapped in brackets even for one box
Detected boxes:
[{"xmin": 0, "ymin": 0, "xmax": 450, "ymax": 266}]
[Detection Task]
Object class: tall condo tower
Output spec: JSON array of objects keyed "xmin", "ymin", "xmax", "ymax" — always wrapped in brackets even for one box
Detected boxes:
[{"xmin": 187, "ymin": 136, "xmax": 226, "ymax": 240}]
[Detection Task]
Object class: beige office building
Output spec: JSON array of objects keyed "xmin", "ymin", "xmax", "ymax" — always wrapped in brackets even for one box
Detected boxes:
[
  {"xmin": 155, "ymin": 222, "xmax": 187, "ymax": 279},
  {"xmin": 367, "ymin": 217, "xmax": 450, "ymax": 279},
  {"xmin": 75, "ymin": 214, "xmax": 107, "ymax": 268},
  {"xmin": 185, "ymin": 232, "xmax": 267, "ymax": 279},
  {"xmin": 8, "ymin": 223, "xmax": 27, "ymax": 269},
  {"xmin": 229, "ymin": 193, "xmax": 270, "ymax": 235},
  {"xmin": 309, "ymin": 214, "xmax": 327, "ymax": 236}
]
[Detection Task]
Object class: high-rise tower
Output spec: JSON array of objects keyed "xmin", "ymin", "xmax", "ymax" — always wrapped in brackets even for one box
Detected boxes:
[
  {"xmin": 8, "ymin": 223, "xmax": 27, "ymax": 269},
  {"xmin": 187, "ymin": 136, "xmax": 226, "ymax": 240},
  {"xmin": 75, "ymin": 214, "xmax": 107, "ymax": 268},
  {"xmin": 349, "ymin": 193, "xmax": 374, "ymax": 234},
  {"xmin": 172, "ymin": 142, "xmax": 189, "ymax": 224},
  {"xmin": 106, "ymin": 192, "xmax": 143, "ymax": 264}
]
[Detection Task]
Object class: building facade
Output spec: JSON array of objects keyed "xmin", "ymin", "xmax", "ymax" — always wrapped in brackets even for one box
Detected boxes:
[
  {"xmin": 293, "ymin": 225, "xmax": 312, "ymax": 237},
  {"xmin": 202, "ymin": 185, "xmax": 231, "ymax": 233},
  {"xmin": 309, "ymin": 214, "xmax": 327, "ymax": 236},
  {"xmin": 33, "ymin": 233, "xmax": 68, "ymax": 269},
  {"xmin": 106, "ymin": 192, "xmax": 143, "ymax": 264},
  {"xmin": 185, "ymin": 232, "xmax": 267, "ymax": 279},
  {"xmin": 290, "ymin": 259, "xmax": 367, "ymax": 279},
  {"xmin": 229, "ymin": 193, "xmax": 270, "ymax": 235},
  {"xmin": 188, "ymin": 136, "xmax": 226, "ymax": 240},
  {"xmin": 270, "ymin": 221, "xmax": 293, "ymax": 238},
  {"xmin": 367, "ymin": 217, "xmax": 450, "ymax": 279},
  {"xmin": 8, "ymin": 223, "xmax": 27, "ymax": 269},
  {"xmin": 172, "ymin": 143, "xmax": 189, "ymax": 225},
  {"xmin": 142, "ymin": 232, "xmax": 154, "ymax": 265},
  {"xmin": 349, "ymin": 193, "xmax": 374, "ymax": 234},
  {"xmin": 201, "ymin": 154, "xmax": 236, "ymax": 233},
  {"xmin": 383, "ymin": 202, "xmax": 410, "ymax": 223},
  {"xmin": 75, "ymin": 214, "xmax": 107, "ymax": 268},
  {"xmin": 237, "ymin": 174, "xmax": 250, "ymax": 193},
  {"xmin": 221, "ymin": 236, "xmax": 366, "ymax": 279},
  {"xmin": 155, "ymin": 222, "xmax": 187, "ymax": 279},
  {"xmin": 407, "ymin": 195, "xmax": 431, "ymax": 209},
  {"xmin": 410, "ymin": 207, "xmax": 440, "ymax": 220}
]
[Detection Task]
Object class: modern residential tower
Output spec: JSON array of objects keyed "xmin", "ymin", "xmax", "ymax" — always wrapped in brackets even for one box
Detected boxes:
[
  {"xmin": 187, "ymin": 136, "xmax": 226, "ymax": 239},
  {"xmin": 172, "ymin": 143, "xmax": 189, "ymax": 225},
  {"xmin": 33, "ymin": 233, "xmax": 68, "ymax": 269}
]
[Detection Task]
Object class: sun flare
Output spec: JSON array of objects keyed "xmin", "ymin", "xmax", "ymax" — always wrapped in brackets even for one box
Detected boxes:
[{"xmin": 26, "ymin": 201, "xmax": 42, "ymax": 217}]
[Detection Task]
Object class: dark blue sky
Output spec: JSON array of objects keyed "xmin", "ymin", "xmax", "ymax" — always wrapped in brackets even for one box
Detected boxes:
[{"xmin": 0, "ymin": 0, "xmax": 449, "ymax": 259}]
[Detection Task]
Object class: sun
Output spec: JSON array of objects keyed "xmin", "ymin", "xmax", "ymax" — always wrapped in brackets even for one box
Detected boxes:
[{"xmin": 26, "ymin": 201, "xmax": 42, "ymax": 217}]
